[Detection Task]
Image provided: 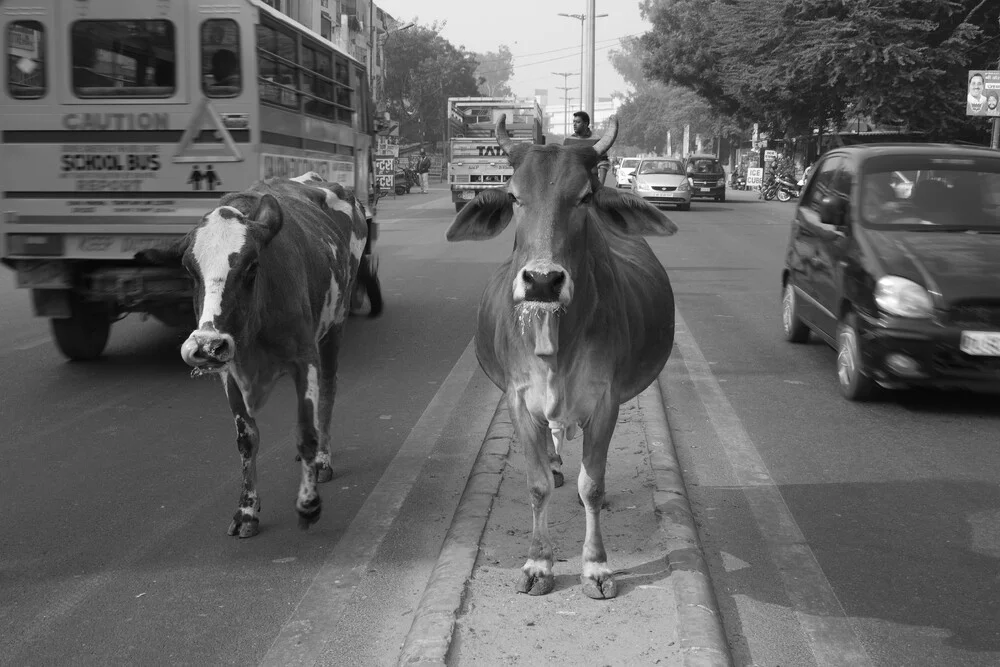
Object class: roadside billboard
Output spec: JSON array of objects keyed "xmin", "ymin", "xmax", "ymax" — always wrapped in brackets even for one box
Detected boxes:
[{"xmin": 966, "ymin": 70, "xmax": 1000, "ymax": 117}]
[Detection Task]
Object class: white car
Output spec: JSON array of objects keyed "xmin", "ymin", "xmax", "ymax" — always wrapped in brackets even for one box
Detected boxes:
[{"xmin": 615, "ymin": 158, "xmax": 640, "ymax": 188}]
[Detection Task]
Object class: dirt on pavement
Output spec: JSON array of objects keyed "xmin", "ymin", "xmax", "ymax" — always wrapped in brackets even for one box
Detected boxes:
[{"xmin": 446, "ymin": 399, "xmax": 685, "ymax": 666}]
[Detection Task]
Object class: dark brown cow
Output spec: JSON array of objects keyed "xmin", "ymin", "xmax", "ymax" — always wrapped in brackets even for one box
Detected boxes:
[
  {"xmin": 446, "ymin": 115, "xmax": 677, "ymax": 598},
  {"xmin": 136, "ymin": 174, "xmax": 370, "ymax": 537}
]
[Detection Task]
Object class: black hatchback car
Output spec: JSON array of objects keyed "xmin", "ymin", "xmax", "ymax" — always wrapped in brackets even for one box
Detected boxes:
[
  {"xmin": 685, "ymin": 154, "xmax": 727, "ymax": 202},
  {"xmin": 780, "ymin": 143, "xmax": 1000, "ymax": 400}
]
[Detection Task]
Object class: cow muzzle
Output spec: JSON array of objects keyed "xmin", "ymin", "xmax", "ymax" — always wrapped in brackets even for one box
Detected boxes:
[
  {"xmin": 513, "ymin": 262, "xmax": 573, "ymax": 306},
  {"xmin": 181, "ymin": 329, "xmax": 235, "ymax": 370}
]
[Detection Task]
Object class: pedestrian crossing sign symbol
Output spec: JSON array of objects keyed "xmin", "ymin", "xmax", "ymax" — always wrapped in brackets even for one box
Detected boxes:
[{"xmin": 173, "ymin": 98, "xmax": 243, "ymax": 163}]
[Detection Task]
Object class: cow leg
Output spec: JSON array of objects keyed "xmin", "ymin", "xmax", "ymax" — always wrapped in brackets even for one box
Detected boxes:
[
  {"xmin": 512, "ymin": 399, "xmax": 556, "ymax": 596},
  {"xmin": 224, "ymin": 375, "xmax": 262, "ymax": 538},
  {"xmin": 547, "ymin": 427, "xmax": 565, "ymax": 488},
  {"xmin": 314, "ymin": 328, "xmax": 342, "ymax": 483},
  {"xmin": 578, "ymin": 395, "xmax": 619, "ymax": 599},
  {"xmin": 292, "ymin": 359, "xmax": 324, "ymax": 529}
]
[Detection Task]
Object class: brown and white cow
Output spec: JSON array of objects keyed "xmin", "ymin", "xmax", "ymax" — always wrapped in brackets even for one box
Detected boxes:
[
  {"xmin": 136, "ymin": 174, "xmax": 371, "ymax": 537},
  {"xmin": 446, "ymin": 115, "xmax": 677, "ymax": 598}
]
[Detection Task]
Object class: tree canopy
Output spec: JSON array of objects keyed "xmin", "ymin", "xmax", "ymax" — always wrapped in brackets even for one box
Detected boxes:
[
  {"xmin": 638, "ymin": 0, "xmax": 1000, "ymax": 140},
  {"xmin": 382, "ymin": 22, "xmax": 480, "ymax": 145},
  {"xmin": 474, "ymin": 45, "xmax": 514, "ymax": 97}
]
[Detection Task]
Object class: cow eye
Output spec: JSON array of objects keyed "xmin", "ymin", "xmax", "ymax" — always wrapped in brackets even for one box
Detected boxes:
[
  {"xmin": 244, "ymin": 260, "xmax": 259, "ymax": 284},
  {"xmin": 579, "ymin": 191, "xmax": 594, "ymax": 205}
]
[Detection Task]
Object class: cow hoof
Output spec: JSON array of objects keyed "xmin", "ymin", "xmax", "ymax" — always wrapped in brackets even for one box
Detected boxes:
[
  {"xmin": 316, "ymin": 463, "xmax": 334, "ymax": 483},
  {"xmin": 516, "ymin": 572, "xmax": 555, "ymax": 596},
  {"xmin": 227, "ymin": 516, "xmax": 260, "ymax": 538},
  {"xmin": 581, "ymin": 574, "xmax": 617, "ymax": 599},
  {"xmin": 297, "ymin": 497, "xmax": 322, "ymax": 530},
  {"xmin": 552, "ymin": 470, "xmax": 564, "ymax": 488}
]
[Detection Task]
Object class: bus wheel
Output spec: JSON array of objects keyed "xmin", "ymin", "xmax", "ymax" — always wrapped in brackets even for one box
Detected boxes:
[{"xmin": 50, "ymin": 300, "xmax": 112, "ymax": 361}]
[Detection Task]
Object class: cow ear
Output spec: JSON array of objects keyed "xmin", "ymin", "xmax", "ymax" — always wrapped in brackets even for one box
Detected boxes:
[
  {"xmin": 253, "ymin": 193, "xmax": 284, "ymax": 245},
  {"xmin": 445, "ymin": 189, "xmax": 513, "ymax": 241},
  {"xmin": 134, "ymin": 236, "xmax": 188, "ymax": 266},
  {"xmin": 593, "ymin": 187, "xmax": 679, "ymax": 236}
]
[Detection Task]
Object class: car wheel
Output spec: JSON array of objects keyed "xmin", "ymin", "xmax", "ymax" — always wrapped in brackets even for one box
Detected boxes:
[
  {"xmin": 781, "ymin": 282, "xmax": 810, "ymax": 343},
  {"xmin": 836, "ymin": 312, "xmax": 876, "ymax": 401},
  {"xmin": 718, "ymin": 193, "xmax": 726, "ymax": 202}
]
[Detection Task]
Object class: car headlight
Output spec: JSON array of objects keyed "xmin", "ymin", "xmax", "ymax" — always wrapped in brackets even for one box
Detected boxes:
[
  {"xmin": 636, "ymin": 181, "xmax": 653, "ymax": 192},
  {"xmin": 676, "ymin": 181, "xmax": 690, "ymax": 192},
  {"xmin": 874, "ymin": 276, "xmax": 934, "ymax": 318},
  {"xmin": 717, "ymin": 178, "xmax": 726, "ymax": 187}
]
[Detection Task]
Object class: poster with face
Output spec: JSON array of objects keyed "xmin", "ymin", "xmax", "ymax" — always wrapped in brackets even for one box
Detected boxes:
[{"xmin": 967, "ymin": 70, "xmax": 1000, "ymax": 116}]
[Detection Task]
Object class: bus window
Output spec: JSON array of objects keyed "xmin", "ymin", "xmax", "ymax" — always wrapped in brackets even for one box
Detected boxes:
[
  {"xmin": 201, "ymin": 19, "xmax": 241, "ymax": 97},
  {"xmin": 71, "ymin": 21, "xmax": 175, "ymax": 98},
  {"xmin": 302, "ymin": 42, "xmax": 335, "ymax": 120},
  {"xmin": 333, "ymin": 55, "xmax": 353, "ymax": 125},
  {"xmin": 6, "ymin": 20, "xmax": 46, "ymax": 99},
  {"xmin": 257, "ymin": 22, "xmax": 298, "ymax": 109}
]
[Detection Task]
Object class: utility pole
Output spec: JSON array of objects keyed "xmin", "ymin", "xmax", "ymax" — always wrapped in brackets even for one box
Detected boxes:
[
  {"xmin": 993, "ymin": 18, "xmax": 1000, "ymax": 149},
  {"xmin": 553, "ymin": 71, "xmax": 576, "ymax": 136}
]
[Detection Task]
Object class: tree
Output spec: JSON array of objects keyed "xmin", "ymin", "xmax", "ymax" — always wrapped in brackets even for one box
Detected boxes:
[
  {"xmin": 474, "ymin": 45, "xmax": 514, "ymax": 97},
  {"xmin": 383, "ymin": 22, "xmax": 481, "ymax": 145},
  {"xmin": 638, "ymin": 0, "xmax": 1000, "ymax": 140}
]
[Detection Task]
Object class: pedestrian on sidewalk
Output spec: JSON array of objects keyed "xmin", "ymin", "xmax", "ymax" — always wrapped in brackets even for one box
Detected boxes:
[
  {"xmin": 416, "ymin": 149, "xmax": 431, "ymax": 194},
  {"xmin": 564, "ymin": 111, "xmax": 611, "ymax": 186}
]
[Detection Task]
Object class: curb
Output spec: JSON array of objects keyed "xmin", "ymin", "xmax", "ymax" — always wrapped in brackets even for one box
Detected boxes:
[
  {"xmin": 639, "ymin": 372, "xmax": 733, "ymax": 667},
  {"xmin": 397, "ymin": 396, "xmax": 514, "ymax": 666}
]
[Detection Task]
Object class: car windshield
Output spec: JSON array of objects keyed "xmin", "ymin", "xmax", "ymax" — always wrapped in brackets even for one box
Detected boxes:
[
  {"xmin": 860, "ymin": 159, "xmax": 1000, "ymax": 230},
  {"xmin": 638, "ymin": 160, "xmax": 684, "ymax": 175},
  {"xmin": 688, "ymin": 158, "xmax": 721, "ymax": 173},
  {"xmin": 621, "ymin": 159, "xmax": 639, "ymax": 170}
]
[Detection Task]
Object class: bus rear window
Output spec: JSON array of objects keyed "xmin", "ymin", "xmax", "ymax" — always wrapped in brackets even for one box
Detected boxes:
[
  {"xmin": 71, "ymin": 21, "xmax": 175, "ymax": 98},
  {"xmin": 201, "ymin": 19, "xmax": 241, "ymax": 97},
  {"xmin": 7, "ymin": 21, "xmax": 46, "ymax": 99}
]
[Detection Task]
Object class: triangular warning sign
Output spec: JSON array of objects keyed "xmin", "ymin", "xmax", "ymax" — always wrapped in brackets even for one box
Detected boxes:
[{"xmin": 172, "ymin": 98, "xmax": 243, "ymax": 163}]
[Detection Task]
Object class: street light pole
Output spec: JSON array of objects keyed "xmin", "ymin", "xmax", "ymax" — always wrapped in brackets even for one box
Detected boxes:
[
  {"xmin": 558, "ymin": 9, "xmax": 608, "ymax": 119},
  {"xmin": 993, "ymin": 22, "xmax": 1000, "ymax": 149}
]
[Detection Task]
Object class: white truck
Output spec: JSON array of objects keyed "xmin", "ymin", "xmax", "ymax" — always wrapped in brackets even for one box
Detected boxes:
[{"xmin": 446, "ymin": 97, "xmax": 543, "ymax": 212}]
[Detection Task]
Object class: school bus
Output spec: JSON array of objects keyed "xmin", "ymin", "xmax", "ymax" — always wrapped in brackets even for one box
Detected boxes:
[{"xmin": 1, "ymin": 0, "xmax": 376, "ymax": 360}]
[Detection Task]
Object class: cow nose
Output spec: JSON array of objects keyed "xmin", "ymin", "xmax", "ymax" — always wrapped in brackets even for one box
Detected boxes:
[
  {"xmin": 522, "ymin": 269, "xmax": 566, "ymax": 303},
  {"xmin": 181, "ymin": 331, "xmax": 235, "ymax": 367}
]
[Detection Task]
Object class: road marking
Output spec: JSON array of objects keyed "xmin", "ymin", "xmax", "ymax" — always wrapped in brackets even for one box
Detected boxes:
[
  {"xmin": 260, "ymin": 337, "xmax": 482, "ymax": 667},
  {"xmin": 672, "ymin": 309, "xmax": 873, "ymax": 667}
]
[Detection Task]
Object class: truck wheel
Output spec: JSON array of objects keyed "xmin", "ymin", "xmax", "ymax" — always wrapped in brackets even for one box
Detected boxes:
[
  {"xmin": 50, "ymin": 301, "xmax": 112, "ymax": 361},
  {"xmin": 455, "ymin": 202, "xmax": 466, "ymax": 213}
]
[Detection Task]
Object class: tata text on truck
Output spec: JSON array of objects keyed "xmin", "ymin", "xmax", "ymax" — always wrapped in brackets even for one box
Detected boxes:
[
  {"xmin": 447, "ymin": 97, "xmax": 543, "ymax": 212},
  {"xmin": 1, "ymin": 0, "xmax": 376, "ymax": 360}
]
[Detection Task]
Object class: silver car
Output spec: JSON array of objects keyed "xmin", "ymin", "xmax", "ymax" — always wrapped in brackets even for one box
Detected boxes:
[{"xmin": 629, "ymin": 158, "xmax": 693, "ymax": 210}]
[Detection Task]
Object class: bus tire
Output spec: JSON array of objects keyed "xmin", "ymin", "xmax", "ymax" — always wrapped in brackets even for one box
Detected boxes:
[{"xmin": 50, "ymin": 300, "xmax": 112, "ymax": 361}]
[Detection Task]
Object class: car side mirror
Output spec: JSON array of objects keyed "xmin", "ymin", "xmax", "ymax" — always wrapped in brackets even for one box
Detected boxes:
[{"xmin": 819, "ymin": 196, "xmax": 845, "ymax": 227}]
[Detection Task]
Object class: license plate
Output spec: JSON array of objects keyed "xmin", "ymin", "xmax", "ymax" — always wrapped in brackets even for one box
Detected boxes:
[
  {"xmin": 460, "ymin": 190, "xmax": 475, "ymax": 200},
  {"xmin": 16, "ymin": 261, "xmax": 69, "ymax": 288},
  {"xmin": 700, "ymin": 188, "xmax": 712, "ymax": 192},
  {"xmin": 960, "ymin": 331, "xmax": 1000, "ymax": 356}
]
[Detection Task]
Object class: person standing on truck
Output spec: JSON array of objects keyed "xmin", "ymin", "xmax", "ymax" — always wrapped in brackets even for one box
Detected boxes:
[
  {"xmin": 416, "ymin": 149, "xmax": 431, "ymax": 194},
  {"xmin": 564, "ymin": 111, "xmax": 611, "ymax": 186}
]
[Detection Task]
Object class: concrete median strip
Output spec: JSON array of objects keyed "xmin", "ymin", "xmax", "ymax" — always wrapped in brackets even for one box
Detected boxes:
[
  {"xmin": 398, "ymin": 368, "xmax": 733, "ymax": 666},
  {"xmin": 397, "ymin": 396, "xmax": 514, "ymax": 666}
]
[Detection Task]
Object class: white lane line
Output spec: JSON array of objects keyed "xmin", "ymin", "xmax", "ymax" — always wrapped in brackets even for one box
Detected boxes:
[
  {"xmin": 672, "ymin": 309, "xmax": 873, "ymax": 667},
  {"xmin": 260, "ymin": 337, "xmax": 482, "ymax": 667}
]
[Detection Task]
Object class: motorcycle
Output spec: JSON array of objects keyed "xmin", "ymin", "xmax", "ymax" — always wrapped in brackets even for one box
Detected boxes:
[
  {"xmin": 396, "ymin": 167, "xmax": 423, "ymax": 195},
  {"xmin": 730, "ymin": 172, "xmax": 747, "ymax": 191},
  {"xmin": 774, "ymin": 173, "xmax": 800, "ymax": 202},
  {"xmin": 760, "ymin": 175, "xmax": 778, "ymax": 200}
]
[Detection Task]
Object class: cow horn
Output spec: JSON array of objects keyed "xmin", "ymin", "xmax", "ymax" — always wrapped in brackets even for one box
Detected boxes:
[
  {"xmin": 496, "ymin": 113, "xmax": 516, "ymax": 154},
  {"xmin": 592, "ymin": 115, "xmax": 619, "ymax": 156}
]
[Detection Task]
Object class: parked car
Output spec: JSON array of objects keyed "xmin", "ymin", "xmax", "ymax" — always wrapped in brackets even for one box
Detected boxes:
[
  {"xmin": 629, "ymin": 157, "xmax": 692, "ymax": 210},
  {"xmin": 685, "ymin": 154, "xmax": 727, "ymax": 202},
  {"xmin": 780, "ymin": 143, "xmax": 1000, "ymax": 400},
  {"xmin": 615, "ymin": 157, "xmax": 640, "ymax": 188}
]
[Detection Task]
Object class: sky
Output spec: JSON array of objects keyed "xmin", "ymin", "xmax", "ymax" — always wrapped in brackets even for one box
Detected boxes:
[{"xmin": 372, "ymin": 0, "xmax": 653, "ymax": 106}]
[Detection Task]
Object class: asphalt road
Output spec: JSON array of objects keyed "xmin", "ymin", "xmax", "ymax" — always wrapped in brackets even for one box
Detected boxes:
[
  {"xmin": 651, "ymin": 188, "xmax": 1000, "ymax": 667},
  {"xmin": 2, "ymin": 182, "xmax": 998, "ymax": 666}
]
